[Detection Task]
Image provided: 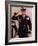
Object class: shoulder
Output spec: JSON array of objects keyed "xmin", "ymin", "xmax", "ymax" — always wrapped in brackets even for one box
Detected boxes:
[
  {"xmin": 26, "ymin": 16, "xmax": 30, "ymax": 20},
  {"xmin": 18, "ymin": 15, "xmax": 22, "ymax": 18},
  {"xmin": 18, "ymin": 15, "xmax": 22, "ymax": 17}
]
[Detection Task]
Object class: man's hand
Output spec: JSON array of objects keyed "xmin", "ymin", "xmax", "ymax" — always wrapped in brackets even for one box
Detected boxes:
[
  {"xmin": 28, "ymin": 30, "xmax": 32, "ymax": 37},
  {"xmin": 28, "ymin": 30, "xmax": 32, "ymax": 34}
]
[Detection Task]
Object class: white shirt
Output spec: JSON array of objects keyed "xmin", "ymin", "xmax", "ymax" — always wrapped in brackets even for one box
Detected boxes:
[{"xmin": 23, "ymin": 15, "xmax": 25, "ymax": 19}]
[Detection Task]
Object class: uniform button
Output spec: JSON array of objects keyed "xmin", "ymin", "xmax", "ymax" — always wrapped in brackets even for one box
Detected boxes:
[
  {"xmin": 24, "ymin": 25, "xmax": 25, "ymax": 26},
  {"xmin": 23, "ymin": 25, "xmax": 25, "ymax": 30}
]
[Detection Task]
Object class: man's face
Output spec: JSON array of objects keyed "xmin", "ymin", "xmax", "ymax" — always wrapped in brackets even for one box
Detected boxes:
[{"xmin": 21, "ymin": 11, "xmax": 26, "ymax": 15}]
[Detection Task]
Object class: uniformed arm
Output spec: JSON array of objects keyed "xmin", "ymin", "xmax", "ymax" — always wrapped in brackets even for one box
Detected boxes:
[
  {"xmin": 28, "ymin": 17, "xmax": 32, "ymax": 30},
  {"xmin": 11, "ymin": 16, "xmax": 18, "ymax": 20}
]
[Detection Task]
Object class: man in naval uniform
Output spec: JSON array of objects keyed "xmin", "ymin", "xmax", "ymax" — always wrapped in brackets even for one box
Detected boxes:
[{"xmin": 18, "ymin": 8, "xmax": 32, "ymax": 38}]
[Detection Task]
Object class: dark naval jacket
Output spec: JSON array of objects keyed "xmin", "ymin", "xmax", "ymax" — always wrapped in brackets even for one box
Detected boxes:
[{"xmin": 18, "ymin": 15, "xmax": 32, "ymax": 38}]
